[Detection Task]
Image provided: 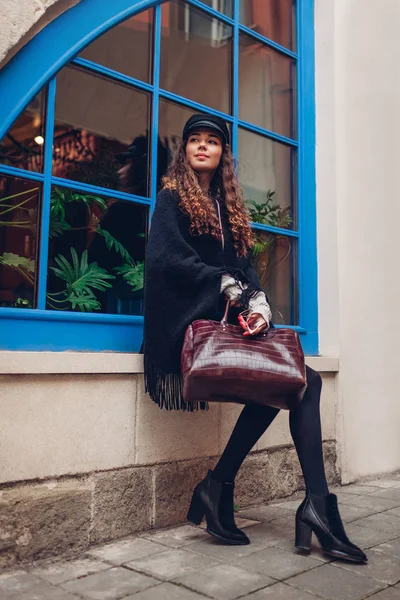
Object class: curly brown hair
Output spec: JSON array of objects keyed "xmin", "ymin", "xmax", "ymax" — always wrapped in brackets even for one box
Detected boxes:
[{"xmin": 162, "ymin": 142, "xmax": 253, "ymax": 257}]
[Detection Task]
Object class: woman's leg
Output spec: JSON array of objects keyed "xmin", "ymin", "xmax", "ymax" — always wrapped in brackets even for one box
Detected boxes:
[
  {"xmin": 212, "ymin": 403, "xmax": 280, "ymax": 483},
  {"xmin": 201, "ymin": 367, "xmax": 365, "ymax": 559},
  {"xmin": 213, "ymin": 366, "xmax": 329, "ymax": 494},
  {"xmin": 289, "ymin": 365, "xmax": 329, "ymax": 496},
  {"xmin": 292, "ymin": 370, "xmax": 366, "ymax": 561},
  {"xmin": 188, "ymin": 402, "xmax": 281, "ymax": 543}
]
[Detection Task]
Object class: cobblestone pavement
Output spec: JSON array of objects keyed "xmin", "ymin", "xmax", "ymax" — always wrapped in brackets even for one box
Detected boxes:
[{"xmin": 3, "ymin": 477, "xmax": 400, "ymax": 599}]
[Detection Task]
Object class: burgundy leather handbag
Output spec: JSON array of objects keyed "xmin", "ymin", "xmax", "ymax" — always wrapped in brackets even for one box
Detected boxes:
[{"xmin": 181, "ymin": 302, "xmax": 307, "ymax": 409}]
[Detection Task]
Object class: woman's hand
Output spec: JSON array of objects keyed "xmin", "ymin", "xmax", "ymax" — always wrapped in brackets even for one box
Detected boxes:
[{"xmin": 238, "ymin": 312, "xmax": 268, "ymax": 336}]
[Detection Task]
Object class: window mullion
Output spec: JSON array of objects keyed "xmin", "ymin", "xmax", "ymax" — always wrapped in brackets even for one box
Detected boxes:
[
  {"xmin": 186, "ymin": 0, "xmax": 234, "ymax": 25},
  {"xmin": 0, "ymin": 164, "xmax": 45, "ymax": 182},
  {"xmin": 237, "ymin": 119, "xmax": 298, "ymax": 148},
  {"xmin": 238, "ymin": 24, "xmax": 297, "ymax": 60},
  {"xmin": 36, "ymin": 77, "xmax": 56, "ymax": 310},
  {"xmin": 72, "ymin": 57, "xmax": 154, "ymax": 94},
  {"xmin": 150, "ymin": 3, "xmax": 162, "ymax": 216},
  {"xmin": 297, "ymin": 0, "xmax": 304, "ymax": 330},
  {"xmin": 232, "ymin": 0, "xmax": 239, "ymax": 157},
  {"xmin": 251, "ymin": 222, "xmax": 299, "ymax": 238},
  {"xmin": 296, "ymin": 0, "xmax": 317, "ymax": 342},
  {"xmin": 50, "ymin": 176, "xmax": 151, "ymax": 206}
]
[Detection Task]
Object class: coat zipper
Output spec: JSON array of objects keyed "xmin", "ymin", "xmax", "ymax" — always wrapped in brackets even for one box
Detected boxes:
[{"xmin": 215, "ymin": 199, "xmax": 225, "ymax": 251}]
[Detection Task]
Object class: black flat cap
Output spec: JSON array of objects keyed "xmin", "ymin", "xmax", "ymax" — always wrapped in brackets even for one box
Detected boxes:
[
  {"xmin": 116, "ymin": 135, "xmax": 148, "ymax": 162},
  {"xmin": 182, "ymin": 114, "xmax": 230, "ymax": 146}
]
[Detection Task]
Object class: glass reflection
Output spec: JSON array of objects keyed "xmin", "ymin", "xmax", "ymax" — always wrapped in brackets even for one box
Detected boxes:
[
  {"xmin": 80, "ymin": 10, "xmax": 153, "ymax": 83},
  {"xmin": 252, "ymin": 230, "xmax": 297, "ymax": 324},
  {"xmin": 0, "ymin": 176, "xmax": 41, "ymax": 308},
  {"xmin": 53, "ymin": 66, "xmax": 151, "ymax": 195},
  {"xmin": 240, "ymin": 0, "xmax": 296, "ymax": 50},
  {"xmin": 239, "ymin": 33, "xmax": 295, "ymax": 138},
  {"xmin": 199, "ymin": 0, "xmax": 233, "ymax": 17},
  {"xmin": 157, "ymin": 100, "xmax": 197, "ymax": 188},
  {"xmin": 0, "ymin": 91, "xmax": 46, "ymax": 173},
  {"xmin": 238, "ymin": 127, "xmax": 296, "ymax": 229},
  {"xmin": 46, "ymin": 186, "xmax": 147, "ymax": 315},
  {"xmin": 160, "ymin": 0, "xmax": 232, "ymax": 113}
]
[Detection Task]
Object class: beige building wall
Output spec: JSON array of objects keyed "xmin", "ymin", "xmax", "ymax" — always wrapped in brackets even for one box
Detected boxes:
[
  {"xmin": 315, "ymin": 0, "xmax": 400, "ymax": 481},
  {"xmin": 0, "ymin": 353, "xmax": 337, "ymax": 484},
  {"xmin": 0, "ymin": 0, "xmax": 81, "ymax": 68},
  {"xmin": 336, "ymin": 0, "xmax": 400, "ymax": 480}
]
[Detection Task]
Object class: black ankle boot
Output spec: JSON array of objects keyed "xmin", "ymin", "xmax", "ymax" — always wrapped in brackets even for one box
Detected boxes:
[
  {"xmin": 325, "ymin": 493, "xmax": 366, "ymax": 554},
  {"xmin": 219, "ymin": 481, "xmax": 249, "ymax": 544},
  {"xmin": 295, "ymin": 493, "xmax": 367, "ymax": 563},
  {"xmin": 187, "ymin": 471, "xmax": 250, "ymax": 545}
]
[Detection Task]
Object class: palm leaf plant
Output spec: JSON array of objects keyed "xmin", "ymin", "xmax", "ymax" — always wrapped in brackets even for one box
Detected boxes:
[
  {"xmin": 49, "ymin": 187, "xmax": 107, "ymax": 238},
  {"xmin": 248, "ymin": 190, "xmax": 292, "ymax": 291},
  {"xmin": 248, "ymin": 189, "xmax": 292, "ymax": 229},
  {"xmin": 113, "ymin": 260, "xmax": 144, "ymax": 293},
  {"xmin": 48, "ymin": 247, "xmax": 115, "ymax": 312},
  {"xmin": 0, "ymin": 186, "xmax": 107, "ymax": 237},
  {"xmin": 96, "ymin": 227, "xmax": 133, "ymax": 264},
  {"xmin": 0, "ymin": 187, "xmax": 39, "ymax": 229},
  {"xmin": 50, "ymin": 187, "xmax": 107, "ymax": 219},
  {"xmin": 0, "ymin": 252, "xmax": 35, "ymax": 286},
  {"xmin": 49, "ymin": 213, "xmax": 72, "ymax": 238}
]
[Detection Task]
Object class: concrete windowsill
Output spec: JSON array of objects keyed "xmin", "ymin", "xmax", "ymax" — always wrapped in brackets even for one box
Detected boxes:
[{"xmin": 0, "ymin": 351, "xmax": 339, "ymax": 375}]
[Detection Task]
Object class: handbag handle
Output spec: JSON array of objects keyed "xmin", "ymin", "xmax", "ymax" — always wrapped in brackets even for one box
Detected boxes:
[
  {"xmin": 220, "ymin": 299, "xmax": 231, "ymax": 329},
  {"xmin": 220, "ymin": 299, "xmax": 275, "ymax": 338}
]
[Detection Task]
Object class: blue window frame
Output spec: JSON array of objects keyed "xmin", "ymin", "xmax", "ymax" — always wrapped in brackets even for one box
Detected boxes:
[{"xmin": 0, "ymin": 0, "xmax": 317, "ymax": 354}]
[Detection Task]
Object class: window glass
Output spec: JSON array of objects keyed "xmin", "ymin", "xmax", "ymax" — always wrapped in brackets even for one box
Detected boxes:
[
  {"xmin": 240, "ymin": 0, "xmax": 296, "ymax": 50},
  {"xmin": 0, "ymin": 91, "xmax": 46, "ymax": 173},
  {"xmin": 0, "ymin": 0, "xmax": 305, "ymax": 334},
  {"xmin": 80, "ymin": 10, "xmax": 153, "ymax": 83},
  {"xmin": 239, "ymin": 33, "xmax": 295, "ymax": 138},
  {"xmin": 46, "ymin": 186, "xmax": 147, "ymax": 315},
  {"xmin": 238, "ymin": 127, "xmax": 296, "ymax": 229},
  {"xmin": 199, "ymin": 0, "xmax": 233, "ymax": 17},
  {"xmin": 53, "ymin": 66, "xmax": 151, "ymax": 196},
  {"xmin": 252, "ymin": 230, "xmax": 297, "ymax": 324},
  {"xmin": 160, "ymin": 0, "xmax": 232, "ymax": 114},
  {"xmin": 0, "ymin": 176, "xmax": 41, "ymax": 308}
]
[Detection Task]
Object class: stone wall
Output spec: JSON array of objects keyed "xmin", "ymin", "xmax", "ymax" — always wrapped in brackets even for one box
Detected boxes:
[
  {"xmin": 0, "ymin": 0, "xmax": 81, "ymax": 68},
  {"xmin": 0, "ymin": 441, "xmax": 338, "ymax": 569}
]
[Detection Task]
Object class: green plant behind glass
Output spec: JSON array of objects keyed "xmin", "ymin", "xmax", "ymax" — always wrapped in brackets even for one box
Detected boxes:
[
  {"xmin": 48, "ymin": 248, "xmax": 115, "ymax": 311},
  {"xmin": 0, "ymin": 186, "xmax": 144, "ymax": 311},
  {"xmin": 248, "ymin": 190, "xmax": 292, "ymax": 317},
  {"xmin": 248, "ymin": 189, "xmax": 292, "ymax": 230}
]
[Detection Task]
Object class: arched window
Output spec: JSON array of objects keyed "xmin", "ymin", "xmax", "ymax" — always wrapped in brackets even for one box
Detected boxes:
[{"xmin": 0, "ymin": 0, "xmax": 317, "ymax": 353}]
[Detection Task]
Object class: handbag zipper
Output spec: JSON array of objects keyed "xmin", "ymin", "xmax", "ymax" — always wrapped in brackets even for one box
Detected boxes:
[{"xmin": 215, "ymin": 199, "xmax": 225, "ymax": 251}]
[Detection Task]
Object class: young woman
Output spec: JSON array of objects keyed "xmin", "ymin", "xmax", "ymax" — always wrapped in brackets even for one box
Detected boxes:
[{"xmin": 143, "ymin": 113, "xmax": 367, "ymax": 563}]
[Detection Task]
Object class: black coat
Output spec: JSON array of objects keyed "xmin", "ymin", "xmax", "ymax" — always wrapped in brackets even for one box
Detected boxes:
[{"xmin": 143, "ymin": 188, "xmax": 262, "ymax": 411}]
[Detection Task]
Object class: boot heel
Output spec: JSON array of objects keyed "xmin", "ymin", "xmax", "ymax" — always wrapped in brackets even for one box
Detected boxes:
[
  {"xmin": 295, "ymin": 518, "xmax": 312, "ymax": 553},
  {"xmin": 187, "ymin": 492, "xmax": 205, "ymax": 525}
]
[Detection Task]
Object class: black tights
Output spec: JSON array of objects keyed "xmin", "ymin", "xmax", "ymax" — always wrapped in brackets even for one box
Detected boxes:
[{"xmin": 213, "ymin": 366, "xmax": 329, "ymax": 496}]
